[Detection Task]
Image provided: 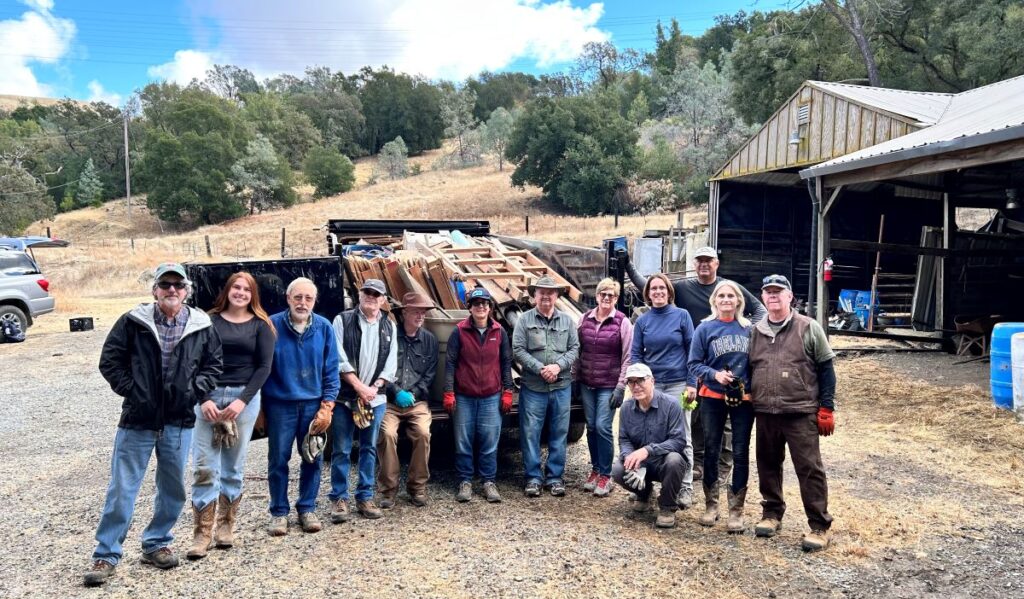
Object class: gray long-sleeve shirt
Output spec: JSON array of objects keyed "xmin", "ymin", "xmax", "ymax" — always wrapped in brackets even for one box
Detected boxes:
[
  {"xmin": 332, "ymin": 310, "xmax": 398, "ymax": 408},
  {"xmin": 512, "ymin": 307, "xmax": 580, "ymax": 393},
  {"xmin": 618, "ymin": 389, "xmax": 688, "ymax": 463}
]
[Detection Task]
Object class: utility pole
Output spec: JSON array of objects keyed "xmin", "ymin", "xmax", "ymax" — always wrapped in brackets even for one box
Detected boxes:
[{"xmin": 123, "ymin": 110, "xmax": 131, "ymax": 222}]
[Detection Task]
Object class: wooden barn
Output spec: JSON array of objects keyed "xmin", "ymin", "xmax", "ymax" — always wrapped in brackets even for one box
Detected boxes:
[{"xmin": 707, "ymin": 77, "xmax": 1024, "ymax": 339}]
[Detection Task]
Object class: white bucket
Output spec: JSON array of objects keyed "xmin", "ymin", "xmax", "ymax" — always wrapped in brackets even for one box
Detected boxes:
[{"xmin": 1013, "ymin": 332, "xmax": 1024, "ymax": 423}]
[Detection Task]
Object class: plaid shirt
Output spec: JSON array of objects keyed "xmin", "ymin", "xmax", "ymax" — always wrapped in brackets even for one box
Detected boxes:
[{"xmin": 154, "ymin": 304, "xmax": 190, "ymax": 378}]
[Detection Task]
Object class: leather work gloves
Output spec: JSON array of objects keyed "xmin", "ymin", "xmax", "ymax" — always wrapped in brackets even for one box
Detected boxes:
[
  {"xmin": 309, "ymin": 401, "xmax": 334, "ymax": 434},
  {"xmin": 817, "ymin": 407, "xmax": 835, "ymax": 436},
  {"xmin": 395, "ymin": 389, "xmax": 415, "ymax": 408},
  {"xmin": 622, "ymin": 466, "xmax": 648, "ymax": 492},
  {"xmin": 443, "ymin": 391, "xmax": 456, "ymax": 414},
  {"xmin": 212, "ymin": 420, "xmax": 239, "ymax": 449},
  {"xmin": 608, "ymin": 385, "xmax": 626, "ymax": 410},
  {"xmin": 500, "ymin": 389, "xmax": 514, "ymax": 414},
  {"xmin": 352, "ymin": 400, "xmax": 374, "ymax": 429}
]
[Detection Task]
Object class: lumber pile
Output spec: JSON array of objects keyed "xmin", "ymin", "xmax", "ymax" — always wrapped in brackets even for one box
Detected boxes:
[{"xmin": 343, "ymin": 230, "xmax": 585, "ymax": 322}]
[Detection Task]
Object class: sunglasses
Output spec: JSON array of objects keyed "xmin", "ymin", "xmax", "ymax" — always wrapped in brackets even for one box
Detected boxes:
[
  {"xmin": 469, "ymin": 301, "xmax": 491, "ymax": 308},
  {"xmin": 598, "ymin": 292, "xmax": 618, "ymax": 299},
  {"xmin": 762, "ymin": 275, "xmax": 789, "ymax": 287},
  {"xmin": 363, "ymin": 290, "xmax": 382, "ymax": 298},
  {"xmin": 156, "ymin": 281, "xmax": 187, "ymax": 290}
]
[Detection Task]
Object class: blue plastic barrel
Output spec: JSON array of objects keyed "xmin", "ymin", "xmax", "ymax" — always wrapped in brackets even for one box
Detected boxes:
[
  {"xmin": 855, "ymin": 290, "xmax": 876, "ymax": 309},
  {"xmin": 838, "ymin": 289, "xmax": 858, "ymax": 313},
  {"xmin": 991, "ymin": 322, "xmax": 1024, "ymax": 410}
]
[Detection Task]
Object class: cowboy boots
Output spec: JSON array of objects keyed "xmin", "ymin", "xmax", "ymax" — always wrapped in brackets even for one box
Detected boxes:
[
  {"xmin": 214, "ymin": 494, "xmax": 242, "ymax": 549},
  {"xmin": 187, "ymin": 502, "xmax": 216, "ymax": 559},
  {"xmin": 699, "ymin": 482, "xmax": 720, "ymax": 527},
  {"xmin": 727, "ymin": 486, "xmax": 747, "ymax": 533}
]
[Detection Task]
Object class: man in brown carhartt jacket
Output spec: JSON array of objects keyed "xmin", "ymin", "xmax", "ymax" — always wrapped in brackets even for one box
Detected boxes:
[{"xmin": 748, "ymin": 275, "xmax": 837, "ymax": 552}]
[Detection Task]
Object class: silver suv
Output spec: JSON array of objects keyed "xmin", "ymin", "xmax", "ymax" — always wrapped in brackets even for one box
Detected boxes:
[{"xmin": 0, "ymin": 249, "xmax": 54, "ymax": 330}]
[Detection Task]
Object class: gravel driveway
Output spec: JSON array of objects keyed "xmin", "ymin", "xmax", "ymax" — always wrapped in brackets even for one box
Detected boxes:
[{"xmin": 1, "ymin": 329, "xmax": 1021, "ymax": 598}]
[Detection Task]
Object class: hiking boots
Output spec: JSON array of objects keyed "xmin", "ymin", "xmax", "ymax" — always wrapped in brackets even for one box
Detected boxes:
[
  {"xmin": 298, "ymin": 512, "xmax": 322, "ymax": 533},
  {"xmin": 676, "ymin": 486, "xmax": 694, "ymax": 509},
  {"xmin": 214, "ymin": 494, "xmax": 241, "ymax": 549},
  {"xmin": 83, "ymin": 560, "xmax": 115, "ymax": 587},
  {"xmin": 482, "ymin": 481, "xmax": 502, "ymax": 503},
  {"xmin": 357, "ymin": 500, "xmax": 384, "ymax": 519},
  {"xmin": 268, "ymin": 515, "xmax": 288, "ymax": 536},
  {"xmin": 524, "ymin": 481, "xmax": 541, "ymax": 497},
  {"xmin": 410, "ymin": 493, "xmax": 429, "ymax": 507},
  {"xmin": 632, "ymin": 494, "xmax": 652, "ymax": 513},
  {"xmin": 330, "ymin": 499, "xmax": 350, "ymax": 523},
  {"xmin": 549, "ymin": 481, "xmax": 566, "ymax": 497},
  {"xmin": 802, "ymin": 529, "xmax": 833, "ymax": 552},
  {"xmin": 140, "ymin": 547, "xmax": 179, "ymax": 570},
  {"xmin": 755, "ymin": 517, "xmax": 783, "ymax": 538},
  {"xmin": 379, "ymin": 495, "xmax": 395, "ymax": 509},
  {"xmin": 699, "ymin": 482, "xmax": 720, "ymax": 527},
  {"xmin": 583, "ymin": 471, "xmax": 600, "ymax": 492},
  {"xmin": 187, "ymin": 502, "xmax": 216, "ymax": 559},
  {"xmin": 593, "ymin": 475, "xmax": 613, "ymax": 497},
  {"xmin": 726, "ymin": 487, "xmax": 747, "ymax": 534},
  {"xmin": 456, "ymin": 481, "xmax": 473, "ymax": 503},
  {"xmin": 656, "ymin": 509, "xmax": 677, "ymax": 529}
]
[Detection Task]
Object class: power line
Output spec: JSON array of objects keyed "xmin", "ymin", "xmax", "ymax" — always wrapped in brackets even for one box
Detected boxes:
[{"xmin": 1, "ymin": 119, "xmax": 122, "ymax": 143}]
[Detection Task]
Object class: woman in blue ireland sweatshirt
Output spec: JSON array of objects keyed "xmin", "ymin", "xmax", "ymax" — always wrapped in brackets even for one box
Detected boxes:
[
  {"xmin": 631, "ymin": 272, "xmax": 695, "ymax": 504},
  {"xmin": 687, "ymin": 280, "xmax": 753, "ymax": 534}
]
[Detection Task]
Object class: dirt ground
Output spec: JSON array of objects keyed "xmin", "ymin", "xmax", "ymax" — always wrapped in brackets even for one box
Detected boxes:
[{"xmin": 1, "ymin": 329, "xmax": 1022, "ymax": 598}]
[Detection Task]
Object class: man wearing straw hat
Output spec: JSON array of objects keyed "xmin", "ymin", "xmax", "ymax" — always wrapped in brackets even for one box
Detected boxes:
[
  {"xmin": 512, "ymin": 275, "xmax": 580, "ymax": 498},
  {"xmin": 377, "ymin": 292, "xmax": 438, "ymax": 509}
]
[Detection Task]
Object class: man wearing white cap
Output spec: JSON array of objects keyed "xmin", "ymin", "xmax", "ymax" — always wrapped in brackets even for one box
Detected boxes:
[
  {"xmin": 676, "ymin": 246, "xmax": 766, "ymax": 493},
  {"xmin": 612, "ymin": 363, "xmax": 690, "ymax": 529},
  {"xmin": 86, "ymin": 263, "xmax": 223, "ymax": 586}
]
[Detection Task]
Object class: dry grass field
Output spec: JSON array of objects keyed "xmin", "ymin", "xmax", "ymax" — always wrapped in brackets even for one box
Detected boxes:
[{"xmin": 27, "ymin": 151, "xmax": 692, "ymax": 332}]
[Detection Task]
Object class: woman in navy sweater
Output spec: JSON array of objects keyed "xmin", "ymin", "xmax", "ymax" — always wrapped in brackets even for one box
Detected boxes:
[
  {"xmin": 631, "ymin": 273, "xmax": 695, "ymax": 505},
  {"xmin": 687, "ymin": 280, "xmax": 753, "ymax": 533}
]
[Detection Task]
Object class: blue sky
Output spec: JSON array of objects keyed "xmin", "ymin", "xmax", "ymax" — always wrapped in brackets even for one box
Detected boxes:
[{"xmin": 0, "ymin": 0, "xmax": 788, "ymax": 105}]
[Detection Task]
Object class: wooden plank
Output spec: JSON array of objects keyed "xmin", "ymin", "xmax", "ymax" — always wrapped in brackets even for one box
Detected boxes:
[
  {"xmin": 861, "ymin": 110, "xmax": 876, "ymax": 148},
  {"xmin": 833, "ymin": 100, "xmax": 848, "ymax": 156},
  {"xmin": 847, "ymin": 105, "xmax": 861, "ymax": 152},
  {"xmin": 821, "ymin": 93, "xmax": 835, "ymax": 159},
  {"xmin": 876, "ymin": 115, "xmax": 891, "ymax": 143},
  {"xmin": 809, "ymin": 89, "xmax": 823, "ymax": 160},
  {"xmin": 426, "ymin": 259, "xmax": 461, "ymax": 309},
  {"xmin": 453, "ymin": 258, "xmax": 507, "ymax": 265},
  {"xmin": 766, "ymin": 109, "xmax": 778, "ymax": 169},
  {"xmin": 777, "ymin": 97, "xmax": 791, "ymax": 166}
]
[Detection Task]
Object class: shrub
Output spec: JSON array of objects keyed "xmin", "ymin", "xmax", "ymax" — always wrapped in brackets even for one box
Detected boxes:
[{"xmin": 303, "ymin": 146, "xmax": 355, "ymax": 199}]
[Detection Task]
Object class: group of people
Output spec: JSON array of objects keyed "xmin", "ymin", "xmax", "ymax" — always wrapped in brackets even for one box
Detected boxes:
[{"xmin": 83, "ymin": 247, "xmax": 838, "ymax": 587}]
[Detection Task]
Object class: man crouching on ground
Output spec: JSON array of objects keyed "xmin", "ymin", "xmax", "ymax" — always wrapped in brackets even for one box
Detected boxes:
[
  {"xmin": 85, "ymin": 262, "xmax": 223, "ymax": 587},
  {"xmin": 612, "ymin": 363, "xmax": 690, "ymax": 529}
]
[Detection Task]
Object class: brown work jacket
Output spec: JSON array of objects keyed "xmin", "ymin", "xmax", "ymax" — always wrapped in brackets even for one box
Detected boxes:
[{"xmin": 748, "ymin": 312, "xmax": 819, "ymax": 415}]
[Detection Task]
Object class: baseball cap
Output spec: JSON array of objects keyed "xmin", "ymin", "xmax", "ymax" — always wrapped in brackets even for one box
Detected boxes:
[
  {"xmin": 361, "ymin": 279, "xmax": 387, "ymax": 295},
  {"xmin": 154, "ymin": 262, "xmax": 187, "ymax": 281},
  {"xmin": 466, "ymin": 287, "xmax": 494, "ymax": 305},
  {"xmin": 624, "ymin": 363, "xmax": 653, "ymax": 380},
  {"xmin": 761, "ymin": 274, "xmax": 792, "ymax": 291},
  {"xmin": 693, "ymin": 246, "xmax": 718, "ymax": 259}
]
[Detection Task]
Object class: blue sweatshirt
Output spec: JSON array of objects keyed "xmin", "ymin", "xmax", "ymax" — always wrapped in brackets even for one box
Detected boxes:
[
  {"xmin": 631, "ymin": 304, "xmax": 694, "ymax": 384},
  {"xmin": 687, "ymin": 318, "xmax": 751, "ymax": 393},
  {"xmin": 262, "ymin": 311, "xmax": 341, "ymax": 403}
]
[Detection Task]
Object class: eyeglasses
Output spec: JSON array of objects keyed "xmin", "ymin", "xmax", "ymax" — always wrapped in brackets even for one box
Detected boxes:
[
  {"xmin": 625, "ymin": 377, "xmax": 647, "ymax": 386},
  {"xmin": 363, "ymin": 290, "xmax": 382, "ymax": 298},
  {"xmin": 598, "ymin": 292, "xmax": 617, "ymax": 299},
  {"xmin": 156, "ymin": 281, "xmax": 186, "ymax": 290},
  {"xmin": 290, "ymin": 294, "xmax": 316, "ymax": 303}
]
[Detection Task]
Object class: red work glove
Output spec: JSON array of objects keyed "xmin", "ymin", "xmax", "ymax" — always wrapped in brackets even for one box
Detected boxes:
[
  {"xmin": 817, "ymin": 407, "xmax": 834, "ymax": 436},
  {"xmin": 500, "ymin": 389, "xmax": 514, "ymax": 414},
  {"xmin": 443, "ymin": 391, "xmax": 456, "ymax": 415}
]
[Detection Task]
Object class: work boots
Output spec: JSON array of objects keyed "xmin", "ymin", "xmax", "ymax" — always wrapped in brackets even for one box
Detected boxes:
[
  {"xmin": 186, "ymin": 503, "xmax": 216, "ymax": 560},
  {"xmin": 214, "ymin": 494, "xmax": 242, "ymax": 549},
  {"xmin": 726, "ymin": 487, "xmax": 747, "ymax": 534},
  {"xmin": 698, "ymin": 482, "xmax": 720, "ymax": 527}
]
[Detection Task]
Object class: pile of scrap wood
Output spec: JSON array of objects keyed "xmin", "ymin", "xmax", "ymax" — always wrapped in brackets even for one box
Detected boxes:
[{"xmin": 343, "ymin": 230, "xmax": 586, "ymax": 323}]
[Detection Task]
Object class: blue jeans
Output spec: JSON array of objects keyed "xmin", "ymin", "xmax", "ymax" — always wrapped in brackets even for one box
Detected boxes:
[
  {"xmin": 655, "ymin": 380, "xmax": 694, "ymax": 491},
  {"xmin": 92, "ymin": 425, "xmax": 193, "ymax": 566},
  {"xmin": 700, "ymin": 397, "xmax": 754, "ymax": 493},
  {"xmin": 453, "ymin": 392, "xmax": 501, "ymax": 483},
  {"xmin": 580, "ymin": 385, "xmax": 614, "ymax": 476},
  {"xmin": 329, "ymin": 402, "xmax": 386, "ymax": 503},
  {"xmin": 265, "ymin": 398, "xmax": 322, "ymax": 517},
  {"xmin": 518, "ymin": 386, "xmax": 571, "ymax": 485},
  {"xmin": 191, "ymin": 387, "xmax": 262, "ymax": 509}
]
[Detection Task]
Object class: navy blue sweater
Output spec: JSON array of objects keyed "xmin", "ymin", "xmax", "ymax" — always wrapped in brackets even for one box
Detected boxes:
[
  {"xmin": 687, "ymin": 318, "xmax": 751, "ymax": 393},
  {"xmin": 630, "ymin": 304, "xmax": 694, "ymax": 384}
]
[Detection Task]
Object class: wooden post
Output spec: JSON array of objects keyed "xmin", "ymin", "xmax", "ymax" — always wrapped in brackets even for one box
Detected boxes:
[
  {"xmin": 936, "ymin": 192, "xmax": 954, "ymax": 332},
  {"xmin": 815, "ymin": 177, "xmax": 830, "ymax": 329},
  {"xmin": 280, "ymin": 228, "xmax": 286, "ymax": 258},
  {"xmin": 614, "ymin": 206, "xmax": 619, "ymax": 229},
  {"xmin": 204, "ymin": 235, "xmax": 212, "ymax": 257},
  {"xmin": 130, "ymin": 238, "xmax": 135, "ymax": 252},
  {"xmin": 866, "ymin": 214, "xmax": 885, "ymax": 332},
  {"xmin": 525, "ymin": 215, "xmax": 529, "ymax": 234},
  {"xmin": 46, "ymin": 226, "xmax": 51, "ymax": 237}
]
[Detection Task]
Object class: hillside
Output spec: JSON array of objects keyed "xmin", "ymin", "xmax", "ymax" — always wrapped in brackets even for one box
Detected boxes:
[{"xmin": 28, "ymin": 153, "xmax": 697, "ymax": 332}]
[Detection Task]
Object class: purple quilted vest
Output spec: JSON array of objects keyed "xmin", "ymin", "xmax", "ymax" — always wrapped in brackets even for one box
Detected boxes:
[{"xmin": 578, "ymin": 310, "xmax": 626, "ymax": 388}]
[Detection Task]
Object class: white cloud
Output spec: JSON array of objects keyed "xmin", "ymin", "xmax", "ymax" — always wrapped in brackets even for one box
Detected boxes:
[
  {"xmin": 181, "ymin": 0, "xmax": 608, "ymax": 80},
  {"xmin": 86, "ymin": 80, "xmax": 122, "ymax": 106},
  {"xmin": 147, "ymin": 49, "xmax": 221, "ymax": 85},
  {"xmin": 0, "ymin": 0, "xmax": 76, "ymax": 96}
]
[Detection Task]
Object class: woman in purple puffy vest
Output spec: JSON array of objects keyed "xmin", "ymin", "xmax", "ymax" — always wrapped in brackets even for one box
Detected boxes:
[{"xmin": 574, "ymin": 278, "xmax": 633, "ymax": 497}]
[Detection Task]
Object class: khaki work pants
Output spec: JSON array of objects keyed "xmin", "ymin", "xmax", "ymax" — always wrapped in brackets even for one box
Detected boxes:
[{"xmin": 377, "ymin": 402, "xmax": 432, "ymax": 498}]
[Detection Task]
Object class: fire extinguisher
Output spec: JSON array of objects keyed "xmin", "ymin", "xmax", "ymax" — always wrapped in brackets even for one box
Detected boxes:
[{"xmin": 822, "ymin": 256, "xmax": 834, "ymax": 282}]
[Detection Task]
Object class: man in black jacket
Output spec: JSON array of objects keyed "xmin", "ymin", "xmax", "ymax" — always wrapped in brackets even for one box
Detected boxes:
[{"xmin": 84, "ymin": 263, "xmax": 222, "ymax": 587}]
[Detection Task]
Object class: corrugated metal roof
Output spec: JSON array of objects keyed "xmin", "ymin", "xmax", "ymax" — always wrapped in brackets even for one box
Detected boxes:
[
  {"xmin": 802, "ymin": 74, "xmax": 1024, "ymax": 179},
  {"xmin": 807, "ymin": 81, "xmax": 954, "ymax": 125}
]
